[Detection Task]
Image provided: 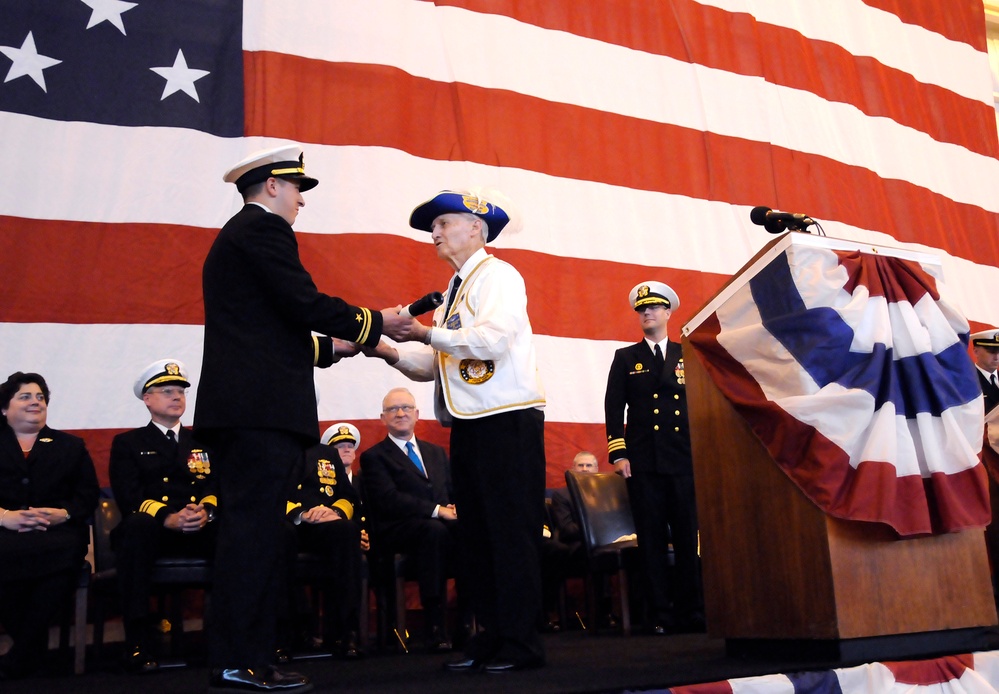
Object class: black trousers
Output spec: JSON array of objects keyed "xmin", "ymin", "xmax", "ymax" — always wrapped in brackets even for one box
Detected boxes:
[
  {"xmin": 0, "ymin": 524, "xmax": 87, "ymax": 672},
  {"xmin": 206, "ymin": 428, "xmax": 304, "ymax": 669},
  {"xmin": 111, "ymin": 512, "xmax": 216, "ymax": 638},
  {"xmin": 450, "ymin": 408, "xmax": 546, "ymax": 665},
  {"xmin": 290, "ymin": 518, "xmax": 363, "ymax": 641},
  {"xmin": 626, "ymin": 470, "xmax": 702, "ymax": 623},
  {"xmin": 0, "ymin": 569, "xmax": 77, "ymax": 673},
  {"xmin": 378, "ymin": 516, "xmax": 460, "ymax": 630}
]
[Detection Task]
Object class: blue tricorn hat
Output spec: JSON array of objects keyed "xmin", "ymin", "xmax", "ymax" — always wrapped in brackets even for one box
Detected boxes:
[{"xmin": 409, "ymin": 190, "xmax": 510, "ymax": 242}]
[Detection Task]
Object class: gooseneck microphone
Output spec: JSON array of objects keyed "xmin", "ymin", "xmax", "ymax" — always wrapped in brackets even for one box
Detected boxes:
[
  {"xmin": 400, "ymin": 291, "xmax": 444, "ymax": 318},
  {"xmin": 750, "ymin": 206, "xmax": 816, "ymax": 233}
]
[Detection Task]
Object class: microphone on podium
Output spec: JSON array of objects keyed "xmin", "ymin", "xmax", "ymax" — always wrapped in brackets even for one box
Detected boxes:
[
  {"xmin": 400, "ymin": 291, "xmax": 444, "ymax": 318},
  {"xmin": 750, "ymin": 206, "xmax": 816, "ymax": 233}
]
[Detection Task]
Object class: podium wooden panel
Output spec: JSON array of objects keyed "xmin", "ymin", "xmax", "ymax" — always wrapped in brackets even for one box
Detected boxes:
[{"xmin": 683, "ymin": 335, "xmax": 997, "ymax": 642}]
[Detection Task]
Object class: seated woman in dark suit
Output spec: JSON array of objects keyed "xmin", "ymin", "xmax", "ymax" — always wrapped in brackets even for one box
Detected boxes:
[{"xmin": 0, "ymin": 372, "xmax": 99, "ymax": 679}]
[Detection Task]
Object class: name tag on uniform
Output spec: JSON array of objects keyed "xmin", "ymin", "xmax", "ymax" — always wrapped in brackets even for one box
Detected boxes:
[{"xmin": 446, "ymin": 314, "xmax": 462, "ymax": 330}]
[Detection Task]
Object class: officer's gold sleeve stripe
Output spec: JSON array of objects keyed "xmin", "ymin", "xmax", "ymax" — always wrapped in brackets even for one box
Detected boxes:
[
  {"xmin": 201, "ymin": 495, "xmax": 218, "ymax": 508},
  {"xmin": 607, "ymin": 438, "xmax": 627, "ymax": 453},
  {"xmin": 312, "ymin": 335, "xmax": 320, "ymax": 366},
  {"xmin": 332, "ymin": 499, "xmax": 355, "ymax": 520},
  {"xmin": 286, "ymin": 501, "xmax": 302, "ymax": 516},
  {"xmin": 356, "ymin": 307, "xmax": 372, "ymax": 344},
  {"xmin": 140, "ymin": 499, "xmax": 166, "ymax": 517}
]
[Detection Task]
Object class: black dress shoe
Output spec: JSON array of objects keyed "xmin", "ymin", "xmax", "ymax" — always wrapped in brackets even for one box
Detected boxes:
[
  {"xmin": 208, "ymin": 667, "xmax": 313, "ymax": 692},
  {"xmin": 444, "ymin": 657, "xmax": 482, "ymax": 671},
  {"xmin": 335, "ymin": 632, "xmax": 364, "ymax": 659},
  {"xmin": 484, "ymin": 657, "xmax": 545, "ymax": 673},
  {"xmin": 122, "ymin": 646, "xmax": 159, "ymax": 674},
  {"xmin": 426, "ymin": 626, "xmax": 452, "ymax": 653}
]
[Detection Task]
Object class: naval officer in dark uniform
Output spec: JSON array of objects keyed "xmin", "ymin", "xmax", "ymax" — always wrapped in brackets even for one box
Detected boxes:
[
  {"xmin": 194, "ymin": 144, "xmax": 416, "ymax": 693},
  {"xmin": 604, "ymin": 281, "xmax": 703, "ymax": 634},
  {"xmin": 972, "ymin": 329, "xmax": 999, "ymax": 414},
  {"xmin": 971, "ymin": 329, "xmax": 999, "ymax": 599},
  {"xmin": 286, "ymin": 425, "xmax": 364, "ymax": 659},
  {"xmin": 109, "ymin": 359, "xmax": 217, "ymax": 674}
]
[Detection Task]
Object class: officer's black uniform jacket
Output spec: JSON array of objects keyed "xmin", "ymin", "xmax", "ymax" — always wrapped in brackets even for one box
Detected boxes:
[{"xmin": 604, "ymin": 339, "xmax": 692, "ymax": 475}]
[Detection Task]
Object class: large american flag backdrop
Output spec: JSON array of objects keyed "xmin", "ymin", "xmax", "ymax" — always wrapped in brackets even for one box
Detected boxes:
[{"xmin": 2, "ymin": 1, "xmax": 999, "ymax": 489}]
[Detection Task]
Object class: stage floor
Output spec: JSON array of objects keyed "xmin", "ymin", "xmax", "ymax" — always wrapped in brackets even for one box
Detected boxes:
[{"xmin": 8, "ymin": 626, "xmax": 999, "ymax": 694}]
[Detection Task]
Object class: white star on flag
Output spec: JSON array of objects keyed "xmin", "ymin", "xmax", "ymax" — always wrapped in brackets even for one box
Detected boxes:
[
  {"xmin": 0, "ymin": 31, "xmax": 62, "ymax": 92},
  {"xmin": 80, "ymin": 0, "xmax": 139, "ymax": 36},
  {"xmin": 149, "ymin": 49, "xmax": 209, "ymax": 102}
]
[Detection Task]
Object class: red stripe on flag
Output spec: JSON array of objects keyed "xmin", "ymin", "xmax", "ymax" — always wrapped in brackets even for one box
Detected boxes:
[
  {"xmin": 423, "ymin": 0, "xmax": 996, "ymax": 157},
  {"xmin": 860, "ymin": 0, "xmax": 987, "ymax": 50},
  {"xmin": 883, "ymin": 653, "xmax": 974, "ymax": 685},
  {"xmin": 244, "ymin": 54, "xmax": 999, "ymax": 267},
  {"xmin": 0, "ymin": 216, "xmax": 727, "ymax": 342},
  {"xmin": 669, "ymin": 681, "xmax": 736, "ymax": 694}
]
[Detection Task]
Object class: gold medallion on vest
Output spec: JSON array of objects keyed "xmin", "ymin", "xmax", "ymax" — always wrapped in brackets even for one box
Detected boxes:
[{"xmin": 459, "ymin": 359, "xmax": 494, "ymax": 384}]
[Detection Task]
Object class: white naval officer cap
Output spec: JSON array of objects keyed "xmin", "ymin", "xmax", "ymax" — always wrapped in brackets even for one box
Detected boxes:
[
  {"xmin": 134, "ymin": 359, "xmax": 190, "ymax": 399},
  {"xmin": 629, "ymin": 281, "xmax": 679, "ymax": 311},
  {"xmin": 971, "ymin": 329, "xmax": 999, "ymax": 348},
  {"xmin": 322, "ymin": 422, "xmax": 361, "ymax": 449},
  {"xmin": 223, "ymin": 144, "xmax": 319, "ymax": 193}
]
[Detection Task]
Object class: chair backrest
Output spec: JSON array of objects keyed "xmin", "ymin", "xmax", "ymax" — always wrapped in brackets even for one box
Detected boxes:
[
  {"xmin": 564, "ymin": 470, "xmax": 637, "ymax": 554},
  {"xmin": 93, "ymin": 497, "xmax": 122, "ymax": 574}
]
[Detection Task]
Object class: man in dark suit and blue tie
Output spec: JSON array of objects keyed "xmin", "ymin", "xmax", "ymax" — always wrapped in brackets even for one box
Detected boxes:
[{"xmin": 360, "ymin": 387, "xmax": 461, "ymax": 652}]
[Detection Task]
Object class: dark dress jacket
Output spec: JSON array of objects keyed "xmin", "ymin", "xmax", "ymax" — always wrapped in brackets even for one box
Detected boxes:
[
  {"xmin": 195, "ymin": 203, "xmax": 383, "ymax": 443},
  {"xmin": 359, "ymin": 436, "xmax": 453, "ymax": 537},
  {"xmin": 0, "ymin": 424, "xmax": 99, "ymax": 579},
  {"xmin": 979, "ymin": 370, "xmax": 999, "ymax": 415},
  {"xmin": 109, "ymin": 422, "xmax": 217, "ymax": 521},
  {"xmin": 289, "ymin": 443, "xmax": 360, "ymax": 522},
  {"xmin": 604, "ymin": 339, "xmax": 692, "ymax": 475},
  {"xmin": 550, "ymin": 487, "xmax": 581, "ymax": 546}
]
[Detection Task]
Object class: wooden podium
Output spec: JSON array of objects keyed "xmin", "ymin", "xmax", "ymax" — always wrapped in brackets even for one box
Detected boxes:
[{"xmin": 681, "ymin": 234, "xmax": 996, "ymax": 659}]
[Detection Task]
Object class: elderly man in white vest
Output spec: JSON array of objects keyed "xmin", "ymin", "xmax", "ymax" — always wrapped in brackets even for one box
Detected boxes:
[{"xmin": 365, "ymin": 189, "xmax": 547, "ymax": 672}]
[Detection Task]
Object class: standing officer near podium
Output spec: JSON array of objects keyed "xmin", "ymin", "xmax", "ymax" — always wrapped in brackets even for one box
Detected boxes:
[
  {"xmin": 972, "ymin": 329, "xmax": 999, "ymax": 413},
  {"xmin": 971, "ymin": 328, "xmax": 999, "ymax": 599},
  {"xmin": 604, "ymin": 281, "xmax": 703, "ymax": 634},
  {"xmin": 195, "ymin": 144, "xmax": 415, "ymax": 693}
]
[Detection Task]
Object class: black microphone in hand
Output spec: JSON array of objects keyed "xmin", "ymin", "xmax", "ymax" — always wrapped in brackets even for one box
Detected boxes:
[
  {"xmin": 750, "ymin": 206, "xmax": 815, "ymax": 233},
  {"xmin": 400, "ymin": 291, "xmax": 444, "ymax": 318}
]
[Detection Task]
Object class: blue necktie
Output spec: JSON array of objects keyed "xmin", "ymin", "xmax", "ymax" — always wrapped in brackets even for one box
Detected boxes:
[{"xmin": 405, "ymin": 441, "xmax": 426, "ymax": 476}]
